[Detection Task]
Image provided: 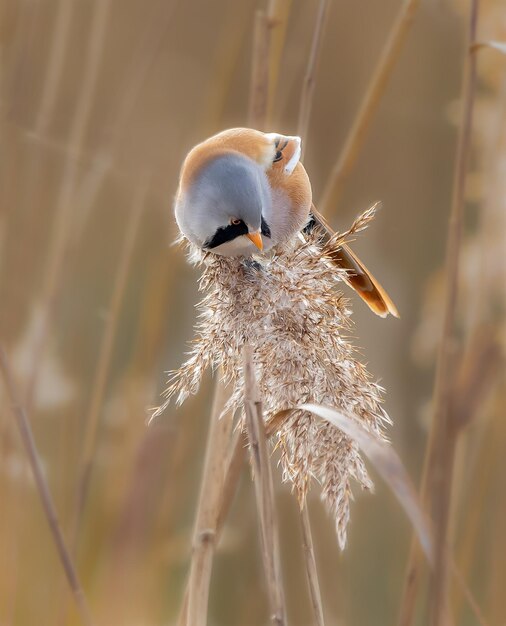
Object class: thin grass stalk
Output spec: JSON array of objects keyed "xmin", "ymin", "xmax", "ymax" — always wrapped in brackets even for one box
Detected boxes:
[
  {"xmin": 13, "ymin": 0, "xmax": 74, "ymax": 267},
  {"xmin": 461, "ymin": 78, "xmax": 506, "ymax": 336},
  {"xmin": 177, "ymin": 427, "xmax": 247, "ymax": 626},
  {"xmin": 179, "ymin": 7, "xmax": 278, "ymax": 622},
  {"xmin": 72, "ymin": 0, "xmax": 181, "ymax": 241},
  {"xmin": 449, "ymin": 561, "xmax": 489, "ymax": 626},
  {"xmin": 450, "ymin": 81, "xmax": 506, "ymax": 624},
  {"xmin": 486, "ymin": 461, "xmax": 506, "ymax": 624},
  {"xmin": 456, "ymin": 192, "xmax": 506, "ymax": 619},
  {"xmin": 319, "ymin": 0, "xmax": 421, "ymax": 215},
  {"xmin": 178, "ymin": 413, "xmax": 285, "ymax": 626},
  {"xmin": 452, "ymin": 434, "xmax": 490, "ymax": 623},
  {"xmin": 0, "ymin": 414, "xmax": 21, "ymax": 624},
  {"xmin": 249, "ymin": 10, "xmax": 271, "ymax": 130},
  {"xmin": 35, "ymin": 0, "xmax": 74, "ymax": 136},
  {"xmin": 70, "ymin": 177, "xmax": 148, "ymax": 549},
  {"xmin": 178, "ymin": 425, "xmax": 283, "ymax": 626},
  {"xmin": 1, "ymin": 7, "xmax": 102, "ymax": 614},
  {"xmin": 243, "ymin": 345, "xmax": 286, "ymax": 626},
  {"xmin": 215, "ymin": 428, "xmax": 248, "ymax": 532},
  {"xmin": 265, "ymin": 0, "xmax": 293, "ymax": 123},
  {"xmin": 446, "ymin": 333, "xmax": 500, "ymax": 625},
  {"xmin": 0, "ymin": 0, "xmax": 72, "ymax": 348},
  {"xmin": 104, "ymin": 0, "xmax": 181, "ymax": 138},
  {"xmin": 299, "ymin": 504, "xmax": 325, "ymax": 626},
  {"xmin": 24, "ymin": 0, "xmax": 112, "ymax": 411},
  {"xmin": 398, "ymin": 3, "xmax": 480, "ymax": 625},
  {"xmin": 32, "ymin": 0, "xmax": 181, "ymax": 251},
  {"xmin": 0, "ymin": 347, "xmax": 95, "ymax": 626},
  {"xmin": 185, "ymin": 377, "xmax": 234, "ymax": 626},
  {"xmin": 3, "ymin": 0, "xmax": 40, "ymax": 113},
  {"xmin": 297, "ymin": 0, "xmax": 330, "ymax": 157},
  {"xmin": 427, "ymin": 0, "xmax": 481, "ymax": 618}
]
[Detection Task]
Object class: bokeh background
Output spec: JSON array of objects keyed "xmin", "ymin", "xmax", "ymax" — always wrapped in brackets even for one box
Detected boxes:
[{"xmin": 1, "ymin": 0, "xmax": 505, "ymax": 625}]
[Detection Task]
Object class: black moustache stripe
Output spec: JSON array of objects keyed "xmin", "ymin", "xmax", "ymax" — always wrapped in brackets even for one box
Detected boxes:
[
  {"xmin": 303, "ymin": 213, "xmax": 317, "ymax": 234},
  {"xmin": 203, "ymin": 221, "xmax": 248, "ymax": 249},
  {"xmin": 203, "ymin": 217, "xmax": 272, "ymax": 250}
]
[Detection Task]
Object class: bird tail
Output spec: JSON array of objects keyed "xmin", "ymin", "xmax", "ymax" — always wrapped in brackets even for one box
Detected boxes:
[{"xmin": 308, "ymin": 204, "xmax": 399, "ymax": 319}]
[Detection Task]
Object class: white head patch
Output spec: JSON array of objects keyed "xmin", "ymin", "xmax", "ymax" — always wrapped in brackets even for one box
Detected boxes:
[{"xmin": 264, "ymin": 133, "xmax": 302, "ymax": 175}]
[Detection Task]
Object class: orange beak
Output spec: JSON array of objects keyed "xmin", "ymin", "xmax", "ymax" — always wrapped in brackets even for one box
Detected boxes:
[{"xmin": 246, "ymin": 231, "xmax": 263, "ymax": 251}]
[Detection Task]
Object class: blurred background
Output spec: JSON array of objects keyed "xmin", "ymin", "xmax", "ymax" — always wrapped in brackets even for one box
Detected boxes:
[{"xmin": 0, "ymin": 0, "xmax": 505, "ymax": 624}]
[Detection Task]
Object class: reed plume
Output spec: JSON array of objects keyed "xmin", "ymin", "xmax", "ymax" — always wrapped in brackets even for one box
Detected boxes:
[{"xmin": 154, "ymin": 210, "xmax": 390, "ymax": 548}]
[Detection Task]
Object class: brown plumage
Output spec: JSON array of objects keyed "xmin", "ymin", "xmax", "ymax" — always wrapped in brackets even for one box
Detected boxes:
[
  {"xmin": 309, "ymin": 204, "xmax": 399, "ymax": 318},
  {"xmin": 176, "ymin": 127, "xmax": 398, "ymax": 317}
]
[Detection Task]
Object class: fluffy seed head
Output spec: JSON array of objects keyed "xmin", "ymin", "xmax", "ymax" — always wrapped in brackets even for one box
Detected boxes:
[{"xmin": 155, "ymin": 226, "xmax": 390, "ymax": 548}]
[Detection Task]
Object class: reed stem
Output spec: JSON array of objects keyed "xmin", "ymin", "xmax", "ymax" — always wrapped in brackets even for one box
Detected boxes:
[
  {"xmin": 0, "ymin": 347, "xmax": 95, "ymax": 626},
  {"xmin": 70, "ymin": 177, "xmax": 148, "ymax": 552},
  {"xmin": 243, "ymin": 345, "xmax": 286, "ymax": 625},
  {"xmin": 297, "ymin": 0, "xmax": 330, "ymax": 158},
  {"xmin": 185, "ymin": 377, "xmax": 234, "ymax": 626},
  {"xmin": 320, "ymin": 0, "xmax": 421, "ymax": 216},
  {"xmin": 398, "ymin": 3, "xmax": 480, "ymax": 624},
  {"xmin": 299, "ymin": 504, "xmax": 325, "ymax": 626}
]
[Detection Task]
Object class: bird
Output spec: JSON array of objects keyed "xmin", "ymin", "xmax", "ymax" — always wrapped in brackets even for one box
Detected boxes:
[{"xmin": 175, "ymin": 127, "xmax": 398, "ymax": 318}]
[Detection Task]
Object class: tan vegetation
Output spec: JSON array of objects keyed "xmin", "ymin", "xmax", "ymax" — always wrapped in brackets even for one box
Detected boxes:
[{"xmin": 0, "ymin": 0, "xmax": 505, "ymax": 625}]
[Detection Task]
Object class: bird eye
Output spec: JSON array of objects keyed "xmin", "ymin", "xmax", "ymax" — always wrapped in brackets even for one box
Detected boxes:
[
  {"xmin": 231, "ymin": 218, "xmax": 242, "ymax": 225},
  {"xmin": 273, "ymin": 151, "xmax": 283, "ymax": 163}
]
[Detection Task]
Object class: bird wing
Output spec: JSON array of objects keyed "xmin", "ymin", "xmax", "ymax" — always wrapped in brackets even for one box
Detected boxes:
[{"xmin": 308, "ymin": 204, "xmax": 399, "ymax": 318}]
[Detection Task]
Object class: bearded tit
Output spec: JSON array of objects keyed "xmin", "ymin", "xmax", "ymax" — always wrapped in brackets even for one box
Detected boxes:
[{"xmin": 174, "ymin": 127, "xmax": 398, "ymax": 318}]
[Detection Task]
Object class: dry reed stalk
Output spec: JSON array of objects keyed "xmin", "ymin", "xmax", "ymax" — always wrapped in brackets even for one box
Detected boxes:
[
  {"xmin": 451, "ymin": 330, "xmax": 502, "ymax": 431},
  {"xmin": 451, "ymin": 83, "xmax": 506, "ymax": 622},
  {"xmin": 320, "ymin": 0, "xmax": 421, "ymax": 215},
  {"xmin": 290, "ymin": 17, "xmax": 337, "ymax": 613},
  {"xmin": 176, "ymin": 387, "xmax": 288, "ymax": 626},
  {"xmin": 185, "ymin": 377, "xmax": 234, "ymax": 626},
  {"xmin": 431, "ymin": 16, "xmax": 481, "ymax": 626},
  {"xmin": 485, "ymin": 446, "xmax": 506, "ymax": 624},
  {"xmin": 0, "ymin": 414, "xmax": 21, "ymax": 623},
  {"xmin": 3, "ymin": 12, "xmax": 84, "ymax": 615},
  {"xmin": 297, "ymin": 0, "xmax": 330, "ymax": 157},
  {"xmin": 178, "ymin": 5, "xmax": 279, "ymax": 622},
  {"xmin": 243, "ymin": 345, "xmax": 286, "ymax": 626},
  {"xmin": 398, "ymin": 3, "xmax": 480, "ymax": 625},
  {"xmin": 177, "ymin": 426, "xmax": 247, "ymax": 626},
  {"xmin": 215, "ymin": 428, "xmax": 248, "ymax": 532},
  {"xmin": 1, "ymin": 0, "xmax": 71, "ymax": 345},
  {"xmin": 283, "ymin": 0, "xmax": 332, "ymax": 576},
  {"xmin": 249, "ymin": 10, "xmax": 271, "ymax": 130},
  {"xmin": 299, "ymin": 504, "xmax": 325, "ymax": 626},
  {"xmin": 53, "ymin": 0, "xmax": 181, "ymax": 248},
  {"xmin": 452, "ymin": 448, "xmax": 491, "ymax": 622},
  {"xmin": 13, "ymin": 0, "xmax": 74, "ymax": 254},
  {"xmin": 3, "ymin": 0, "xmax": 40, "ymax": 110},
  {"xmin": 104, "ymin": 0, "xmax": 181, "ymax": 138},
  {"xmin": 265, "ymin": 0, "xmax": 293, "ymax": 122},
  {"xmin": 70, "ymin": 177, "xmax": 148, "ymax": 548},
  {"xmin": 177, "ymin": 408, "xmax": 295, "ymax": 626},
  {"xmin": 0, "ymin": 347, "xmax": 95, "ymax": 626},
  {"xmin": 35, "ymin": 0, "xmax": 74, "ymax": 136},
  {"xmin": 204, "ymin": 12, "xmax": 257, "ymax": 127},
  {"xmin": 296, "ymin": 7, "xmax": 394, "ymax": 603},
  {"xmin": 447, "ymin": 337, "xmax": 501, "ymax": 624},
  {"xmin": 168, "ymin": 223, "xmax": 393, "ymax": 621},
  {"xmin": 24, "ymin": 0, "xmax": 112, "ymax": 411}
]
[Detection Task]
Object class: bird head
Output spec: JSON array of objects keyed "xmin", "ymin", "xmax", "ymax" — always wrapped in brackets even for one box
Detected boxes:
[{"xmin": 175, "ymin": 128, "xmax": 311, "ymax": 256}]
